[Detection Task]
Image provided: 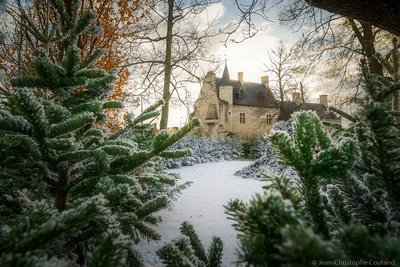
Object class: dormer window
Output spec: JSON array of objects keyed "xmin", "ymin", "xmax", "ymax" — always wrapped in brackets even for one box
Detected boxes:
[{"xmin": 239, "ymin": 89, "xmax": 244, "ymax": 100}]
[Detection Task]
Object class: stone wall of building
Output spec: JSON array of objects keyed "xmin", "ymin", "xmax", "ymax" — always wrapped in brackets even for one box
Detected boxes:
[{"xmin": 231, "ymin": 105, "xmax": 278, "ymax": 141}]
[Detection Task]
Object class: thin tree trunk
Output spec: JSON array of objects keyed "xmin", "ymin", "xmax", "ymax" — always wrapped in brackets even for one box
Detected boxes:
[
  {"xmin": 278, "ymin": 69, "xmax": 284, "ymax": 103},
  {"xmin": 16, "ymin": 0, "xmax": 24, "ymax": 75},
  {"xmin": 159, "ymin": 0, "xmax": 174, "ymax": 130},
  {"xmin": 300, "ymin": 82, "xmax": 306, "ymax": 103},
  {"xmin": 56, "ymin": 163, "xmax": 70, "ymax": 212},
  {"xmin": 17, "ymin": 22, "xmax": 24, "ymax": 75},
  {"xmin": 392, "ymin": 38, "xmax": 399, "ymax": 111}
]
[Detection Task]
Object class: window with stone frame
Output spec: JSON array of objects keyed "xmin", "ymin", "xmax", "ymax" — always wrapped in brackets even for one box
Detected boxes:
[
  {"xmin": 266, "ymin": 114, "xmax": 273, "ymax": 125},
  {"xmin": 240, "ymin": 113, "xmax": 245, "ymax": 124}
]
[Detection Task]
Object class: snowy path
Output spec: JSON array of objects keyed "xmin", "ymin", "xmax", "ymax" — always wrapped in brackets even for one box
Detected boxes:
[{"xmin": 137, "ymin": 160, "xmax": 265, "ymax": 267}]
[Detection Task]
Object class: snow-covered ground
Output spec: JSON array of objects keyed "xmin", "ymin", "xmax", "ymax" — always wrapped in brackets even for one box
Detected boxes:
[{"xmin": 137, "ymin": 160, "xmax": 265, "ymax": 267}]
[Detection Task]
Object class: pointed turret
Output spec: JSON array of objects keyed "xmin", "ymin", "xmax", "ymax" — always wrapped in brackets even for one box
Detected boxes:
[{"xmin": 221, "ymin": 60, "xmax": 230, "ymax": 85}]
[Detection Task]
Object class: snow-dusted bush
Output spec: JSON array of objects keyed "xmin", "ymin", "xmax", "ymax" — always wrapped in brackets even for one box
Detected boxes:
[
  {"xmin": 273, "ymin": 119, "xmax": 293, "ymax": 136},
  {"xmin": 235, "ymin": 120, "xmax": 298, "ymax": 180},
  {"xmin": 162, "ymin": 136, "xmax": 242, "ymax": 169},
  {"xmin": 242, "ymin": 136, "xmax": 263, "ymax": 159}
]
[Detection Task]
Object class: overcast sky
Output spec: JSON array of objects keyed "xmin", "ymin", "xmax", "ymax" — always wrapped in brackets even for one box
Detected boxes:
[{"xmin": 214, "ymin": 1, "xmax": 297, "ymax": 81}]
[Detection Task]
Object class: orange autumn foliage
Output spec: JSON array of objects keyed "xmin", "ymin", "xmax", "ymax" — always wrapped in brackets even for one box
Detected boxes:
[
  {"xmin": 79, "ymin": 0, "xmax": 147, "ymax": 131},
  {"xmin": 1, "ymin": 0, "xmax": 147, "ymax": 130}
]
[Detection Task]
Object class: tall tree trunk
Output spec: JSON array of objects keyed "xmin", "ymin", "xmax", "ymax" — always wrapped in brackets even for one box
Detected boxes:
[
  {"xmin": 348, "ymin": 19, "xmax": 383, "ymax": 75},
  {"xmin": 159, "ymin": 0, "xmax": 174, "ymax": 130},
  {"xmin": 360, "ymin": 22, "xmax": 383, "ymax": 76}
]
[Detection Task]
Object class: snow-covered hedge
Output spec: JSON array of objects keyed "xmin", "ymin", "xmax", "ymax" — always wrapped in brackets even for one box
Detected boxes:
[
  {"xmin": 235, "ymin": 120, "xmax": 298, "ymax": 180},
  {"xmin": 162, "ymin": 136, "xmax": 242, "ymax": 169}
]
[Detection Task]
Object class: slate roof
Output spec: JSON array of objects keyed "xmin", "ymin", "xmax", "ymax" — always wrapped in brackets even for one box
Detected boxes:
[
  {"xmin": 213, "ymin": 64, "xmax": 339, "ymax": 121},
  {"xmin": 215, "ymin": 77, "xmax": 277, "ymax": 108},
  {"xmin": 277, "ymin": 101, "xmax": 340, "ymax": 121}
]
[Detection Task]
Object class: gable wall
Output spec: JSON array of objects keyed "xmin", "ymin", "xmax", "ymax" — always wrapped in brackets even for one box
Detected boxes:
[{"xmin": 193, "ymin": 72, "xmax": 220, "ymax": 122}]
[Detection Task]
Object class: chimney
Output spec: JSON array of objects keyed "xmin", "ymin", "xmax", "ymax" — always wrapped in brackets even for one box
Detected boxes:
[
  {"xmin": 261, "ymin": 75, "xmax": 269, "ymax": 86},
  {"xmin": 292, "ymin": 92, "xmax": 301, "ymax": 103},
  {"xmin": 237, "ymin": 72, "xmax": 243, "ymax": 84},
  {"xmin": 320, "ymin": 94, "xmax": 328, "ymax": 107}
]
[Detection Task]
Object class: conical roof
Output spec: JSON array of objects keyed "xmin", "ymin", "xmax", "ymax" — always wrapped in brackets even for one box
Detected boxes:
[{"xmin": 221, "ymin": 61, "xmax": 230, "ymax": 85}]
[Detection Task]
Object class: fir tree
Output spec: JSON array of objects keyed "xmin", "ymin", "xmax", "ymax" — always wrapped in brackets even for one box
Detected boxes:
[
  {"xmin": 0, "ymin": 0, "xmax": 199, "ymax": 265},
  {"xmin": 157, "ymin": 221, "xmax": 224, "ymax": 267}
]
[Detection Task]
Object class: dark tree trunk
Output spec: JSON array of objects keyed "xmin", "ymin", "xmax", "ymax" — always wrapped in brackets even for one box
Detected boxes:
[
  {"xmin": 56, "ymin": 163, "xmax": 70, "ymax": 212},
  {"xmin": 392, "ymin": 38, "xmax": 399, "ymax": 111},
  {"xmin": 348, "ymin": 19, "xmax": 383, "ymax": 75},
  {"xmin": 159, "ymin": 0, "xmax": 174, "ymax": 130},
  {"xmin": 361, "ymin": 23, "xmax": 383, "ymax": 76},
  {"xmin": 305, "ymin": 0, "xmax": 400, "ymax": 36}
]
